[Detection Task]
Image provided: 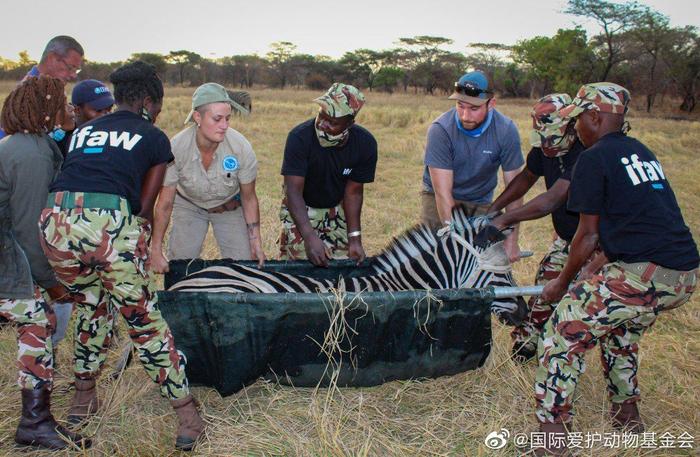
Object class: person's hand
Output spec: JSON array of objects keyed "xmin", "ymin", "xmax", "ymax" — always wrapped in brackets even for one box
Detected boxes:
[
  {"xmin": 250, "ymin": 238, "xmax": 266, "ymax": 268},
  {"xmin": 304, "ymin": 234, "xmax": 331, "ymax": 267},
  {"xmin": 45, "ymin": 284, "xmax": 70, "ymax": 303},
  {"xmin": 150, "ymin": 251, "xmax": 170, "ymax": 274},
  {"xmin": 474, "ymin": 224, "xmax": 507, "ymax": 248},
  {"xmin": 347, "ymin": 237, "xmax": 366, "ymax": 265},
  {"xmin": 541, "ymin": 277, "xmax": 568, "ymax": 303},
  {"xmin": 503, "ymin": 235, "xmax": 522, "ymax": 263}
]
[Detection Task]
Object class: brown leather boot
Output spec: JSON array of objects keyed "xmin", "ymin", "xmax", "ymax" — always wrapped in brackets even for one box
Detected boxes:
[
  {"xmin": 533, "ymin": 422, "xmax": 572, "ymax": 457},
  {"xmin": 67, "ymin": 377, "xmax": 99, "ymax": 425},
  {"xmin": 611, "ymin": 401, "xmax": 645, "ymax": 433},
  {"xmin": 15, "ymin": 388, "xmax": 92, "ymax": 450},
  {"xmin": 171, "ymin": 395, "xmax": 205, "ymax": 451}
]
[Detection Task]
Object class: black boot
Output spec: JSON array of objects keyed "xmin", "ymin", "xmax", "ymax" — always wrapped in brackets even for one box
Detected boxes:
[{"xmin": 14, "ymin": 388, "xmax": 92, "ymax": 450}]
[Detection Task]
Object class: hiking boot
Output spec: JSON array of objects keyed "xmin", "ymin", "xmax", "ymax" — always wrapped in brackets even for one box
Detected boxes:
[
  {"xmin": 611, "ymin": 401, "xmax": 645, "ymax": 433},
  {"xmin": 533, "ymin": 421, "xmax": 572, "ymax": 457},
  {"xmin": 67, "ymin": 377, "xmax": 99, "ymax": 425},
  {"xmin": 15, "ymin": 388, "xmax": 92, "ymax": 450},
  {"xmin": 512, "ymin": 341, "xmax": 537, "ymax": 364},
  {"xmin": 171, "ymin": 395, "xmax": 205, "ymax": 451}
]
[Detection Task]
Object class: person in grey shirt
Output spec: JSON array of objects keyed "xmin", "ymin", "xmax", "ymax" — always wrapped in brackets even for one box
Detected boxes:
[
  {"xmin": 421, "ymin": 71, "xmax": 524, "ymax": 262},
  {"xmin": 0, "ymin": 76, "xmax": 90, "ymax": 449}
]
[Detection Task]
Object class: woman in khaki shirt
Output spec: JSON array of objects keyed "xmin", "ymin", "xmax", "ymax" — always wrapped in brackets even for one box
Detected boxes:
[{"xmin": 151, "ymin": 83, "xmax": 265, "ymax": 272}]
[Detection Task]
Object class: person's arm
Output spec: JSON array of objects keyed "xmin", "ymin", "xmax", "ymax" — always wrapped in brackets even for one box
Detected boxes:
[
  {"xmin": 542, "ymin": 213, "xmax": 600, "ymax": 302},
  {"xmin": 429, "ymin": 167, "xmax": 457, "ymax": 224},
  {"xmin": 488, "ymin": 168, "xmax": 539, "ymax": 215},
  {"xmin": 138, "ymin": 163, "xmax": 168, "ymax": 224},
  {"xmin": 501, "ymin": 168, "xmax": 524, "ymax": 262},
  {"xmin": 284, "ymin": 175, "xmax": 330, "ymax": 267},
  {"xmin": 342, "ymin": 180, "xmax": 365, "ymax": 265},
  {"xmin": 150, "ymin": 185, "xmax": 176, "ymax": 273},
  {"xmin": 9, "ymin": 144, "xmax": 60, "ymax": 291},
  {"xmin": 240, "ymin": 180, "xmax": 265, "ymax": 268},
  {"xmin": 492, "ymin": 177, "xmax": 570, "ymax": 230},
  {"xmin": 579, "ymin": 250, "xmax": 609, "ymax": 280}
]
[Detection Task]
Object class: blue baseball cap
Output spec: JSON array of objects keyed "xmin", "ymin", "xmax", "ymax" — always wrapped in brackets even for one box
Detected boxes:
[
  {"xmin": 71, "ymin": 79, "xmax": 115, "ymax": 110},
  {"xmin": 448, "ymin": 71, "xmax": 493, "ymax": 106}
]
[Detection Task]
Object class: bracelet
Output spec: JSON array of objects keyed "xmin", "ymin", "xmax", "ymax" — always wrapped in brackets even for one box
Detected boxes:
[{"xmin": 347, "ymin": 230, "xmax": 361, "ymax": 238}]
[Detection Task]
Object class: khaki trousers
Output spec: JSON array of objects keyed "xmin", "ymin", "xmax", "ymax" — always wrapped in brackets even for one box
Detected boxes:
[{"xmin": 168, "ymin": 193, "xmax": 251, "ymax": 260}]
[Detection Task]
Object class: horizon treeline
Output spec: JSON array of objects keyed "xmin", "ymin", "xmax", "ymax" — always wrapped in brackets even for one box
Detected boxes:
[{"xmin": 1, "ymin": 0, "xmax": 698, "ymax": 113}]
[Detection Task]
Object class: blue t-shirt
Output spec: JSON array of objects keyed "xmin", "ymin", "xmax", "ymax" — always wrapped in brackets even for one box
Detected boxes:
[
  {"xmin": 568, "ymin": 132, "xmax": 698, "ymax": 271},
  {"xmin": 51, "ymin": 110, "xmax": 174, "ymax": 214},
  {"xmin": 526, "ymin": 140, "xmax": 584, "ymax": 241},
  {"xmin": 422, "ymin": 108, "xmax": 524, "ymax": 205}
]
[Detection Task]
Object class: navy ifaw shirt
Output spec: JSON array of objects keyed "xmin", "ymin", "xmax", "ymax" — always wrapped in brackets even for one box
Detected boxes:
[
  {"xmin": 568, "ymin": 132, "xmax": 698, "ymax": 271},
  {"xmin": 51, "ymin": 111, "xmax": 173, "ymax": 214}
]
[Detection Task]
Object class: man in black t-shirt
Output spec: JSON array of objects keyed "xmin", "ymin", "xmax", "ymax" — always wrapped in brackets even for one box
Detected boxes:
[
  {"xmin": 474, "ymin": 93, "xmax": 586, "ymax": 363},
  {"xmin": 279, "ymin": 83, "xmax": 378, "ymax": 267},
  {"xmin": 532, "ymin": 83, "xmax": 698, "ymax": 456}
]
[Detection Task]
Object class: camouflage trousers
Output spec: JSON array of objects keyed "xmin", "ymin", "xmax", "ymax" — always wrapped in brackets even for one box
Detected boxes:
[
  {"xmin": 39, "ymin": 196, "xmax": 190, "ymax": 400},
  {"xmin": 535, "ymin": 262, "xmax": 697, "ymax": 423},
  {"xmin": 278, "ymin": 199, "xmax": 348, "ymax": 260},
  {"xmin": 511, "ymin": 237, "xmax": 570, "ymax": 348},
  {"xmin": 0, "ymin": 285, "xmax": 55, "ymax": 389}
]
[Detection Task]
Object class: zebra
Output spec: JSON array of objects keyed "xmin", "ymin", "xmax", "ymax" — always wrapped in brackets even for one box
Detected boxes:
[
  {"xmin": 226, "ymin": 90, "xmax": 252, "ymax": 114},
  {"xmin": 169, "ymin": 207, "xmax": 527, "ymax": 325}
]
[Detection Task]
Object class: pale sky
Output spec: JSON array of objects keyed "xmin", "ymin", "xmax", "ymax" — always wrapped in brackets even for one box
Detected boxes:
[{"xmin": 1, "ymin": 0, "xmax": 698, "ymax": 62}]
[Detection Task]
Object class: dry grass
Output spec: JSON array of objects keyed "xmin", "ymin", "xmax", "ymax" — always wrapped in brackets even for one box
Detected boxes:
[{"xmin": 0, "ymin": 83, "xmax": 698, "ymax": 456}]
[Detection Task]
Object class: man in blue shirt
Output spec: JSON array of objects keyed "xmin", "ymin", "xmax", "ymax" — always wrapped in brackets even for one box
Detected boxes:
[
  {"xmin": 421, "ymin": 71, "xmax": 524, "ymax": 261},
  {"xmin": 0, "ymin": 35, "xmax": 83, "ymax": 141}
]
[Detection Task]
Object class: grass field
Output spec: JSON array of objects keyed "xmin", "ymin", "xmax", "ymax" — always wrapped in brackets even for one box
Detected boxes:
[{"xmin": 0, "ymin": 83, "xmax": 698, "ymax": 456}]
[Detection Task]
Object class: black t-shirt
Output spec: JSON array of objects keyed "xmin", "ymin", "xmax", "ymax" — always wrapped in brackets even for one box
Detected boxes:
[
  {"xmin": 568, "ymin": 132, "xmax": 699, "ymax": 270},
  {"xmin": 51, "ymin": 111, "xmax": 174, "ymax": 214},
  {"xmin": 526, "ymin": 140, "xmax": 584, "ymax": 241},
  {"xmin": 281, "ymin": 119, "xmax": 378, "ymax": 208}
]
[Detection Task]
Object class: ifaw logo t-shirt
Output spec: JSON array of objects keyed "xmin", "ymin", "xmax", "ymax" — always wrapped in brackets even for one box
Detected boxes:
[
  {"xmin": 567, "ymin": 132, "xmax": 698, "ymax": 270},
  {"xmin": 51, "ymin": 111, "xmax": 174, "ymax": 214}
]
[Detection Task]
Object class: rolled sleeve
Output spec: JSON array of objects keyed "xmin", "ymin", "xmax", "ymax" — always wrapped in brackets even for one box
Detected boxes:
[{"xmin": 237, "ymin": 139, "xmax": 258, "ymax": 185}]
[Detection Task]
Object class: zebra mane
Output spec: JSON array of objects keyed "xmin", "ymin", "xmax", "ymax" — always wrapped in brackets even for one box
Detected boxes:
[{"xmin": 370, "ymin": 207, "xmax": 490, "ymax": 275}]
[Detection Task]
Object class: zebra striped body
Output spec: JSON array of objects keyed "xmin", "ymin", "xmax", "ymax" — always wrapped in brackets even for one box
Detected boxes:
[
  {"xmin": 226, "ymin": 90, "xmax": 252, "ymax": 114},
  {"xmin": 169, "ymin": 208, "xmax": 526, "ymax": 325}
]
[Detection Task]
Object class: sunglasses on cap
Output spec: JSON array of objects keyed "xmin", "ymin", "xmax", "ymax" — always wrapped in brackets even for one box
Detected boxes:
[{"xmin": 454, "ymin": 82, "xmax": 493, "ymax": 97}]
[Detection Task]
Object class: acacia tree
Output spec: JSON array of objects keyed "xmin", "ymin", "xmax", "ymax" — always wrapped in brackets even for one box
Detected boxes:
[
  {"xmin": 565, "ymin": 0, "xmax": 643, "ymax": 80},
  {"xmin": 628, "ymin": 7, "xmax": 672, "ymax": 112},
  {"xmin": 166, "ymin": 50, "xmax": 202, "ymax": 86},
  {"xmin": 266, "ymin": 41, "xmax": 298, "ymax": 89},
  {"xmin": 397, "ymin": 36, "xmax": 456, "ymax": 94},
  {"xmin": 661, "ymin": 27, "xmax": 700, "ymax": 112},
  {"xmin": 512, "ymin": 28, "xmax": 597, "ymax": 97}
]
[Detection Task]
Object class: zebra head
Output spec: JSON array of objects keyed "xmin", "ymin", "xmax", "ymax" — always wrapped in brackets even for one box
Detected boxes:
[{"xmin": 369, "ymin": 207, "xmax": 527, "ymax": 326}]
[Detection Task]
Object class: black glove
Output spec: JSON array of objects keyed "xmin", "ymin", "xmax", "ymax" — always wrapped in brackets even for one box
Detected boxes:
[{"xmin": 474, "ymin": 224, "xmax": 507, "ymax": 248}]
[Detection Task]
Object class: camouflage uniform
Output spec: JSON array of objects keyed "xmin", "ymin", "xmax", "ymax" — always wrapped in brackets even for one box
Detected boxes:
[
  {"xmin": 39, "ymin": 192, "xmax": 189, "ymax": 400},
  {"xmin": 511, "ymin": 237, "xmax": 569, "ymax": 350},
  {"xmin": 535, "ymin": 82, "xmax": 698, "ymax": 424},
  {"xmin": 0, "ymin": 286, "xmax": 56, "ymax": 389},
  {"xmin": 278, "ymin": 199, "xmax": 348, "ymax": 260},
  {"xmin": 535, "ymin": 263, "xmax": 696, "ymax": 423}
]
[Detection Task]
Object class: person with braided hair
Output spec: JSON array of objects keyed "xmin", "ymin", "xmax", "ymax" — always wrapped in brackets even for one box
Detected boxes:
[
  {"xmin": 0, "ymin": 75, "xmax": 91, "ymax": 450},
  {"xmin": 38, "ymin": 61, "xmax": 205, "ymax": 452}
]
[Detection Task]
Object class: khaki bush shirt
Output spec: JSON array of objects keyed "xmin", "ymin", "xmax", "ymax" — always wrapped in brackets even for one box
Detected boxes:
[{"xmin": 165, "ymin": 126, "xmax": 258, "ymax": 209}]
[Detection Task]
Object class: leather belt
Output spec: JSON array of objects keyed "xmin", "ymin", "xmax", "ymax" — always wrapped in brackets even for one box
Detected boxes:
[{"xmin": 618, "ymin": 261, "xmax": 697, "ymax": 287}]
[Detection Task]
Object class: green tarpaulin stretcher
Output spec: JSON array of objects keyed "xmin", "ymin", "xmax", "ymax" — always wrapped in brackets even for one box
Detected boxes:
[{"xmin": 159, "ymin": 259, "xmax": 494, "ymax": 397}]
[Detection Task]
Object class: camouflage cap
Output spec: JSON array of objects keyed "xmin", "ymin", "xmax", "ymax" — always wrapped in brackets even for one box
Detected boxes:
[
  {"xmin": 530, "ymin": 93, "xmax": 576, "ymax": 157},
  {"xmin": 313, "ymin": 83, "xmax": 365, "ymax": 118},
  {"xmin": 560, "ymin": 82, "xmax": 631, "ymax": 119}
]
